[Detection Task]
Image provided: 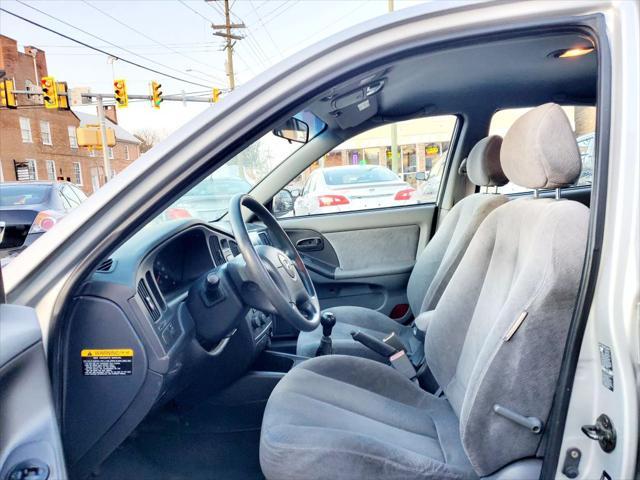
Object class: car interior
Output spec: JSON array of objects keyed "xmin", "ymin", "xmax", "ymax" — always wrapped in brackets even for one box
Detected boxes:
[{"xmin": 51, "ymin": 27, "xmax": 599, "ymax": 480}]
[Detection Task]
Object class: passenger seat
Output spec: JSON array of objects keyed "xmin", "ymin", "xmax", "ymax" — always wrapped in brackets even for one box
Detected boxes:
[{"xmin": 297, "ymin": 135, "xmax": 510, "ymax": 361}]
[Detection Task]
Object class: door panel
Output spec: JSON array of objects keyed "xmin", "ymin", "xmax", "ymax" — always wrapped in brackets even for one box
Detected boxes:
[
  {"xmin": 277, "ymin": 203, "xmax": 437, "ymax": 335},
  {"xmin": 0, "ymin": 304, "xmax": 67, "ymax": 480}
]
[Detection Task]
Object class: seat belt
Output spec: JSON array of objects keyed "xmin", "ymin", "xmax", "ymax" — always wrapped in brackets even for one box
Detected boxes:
[{"xmin": 350, "ymin": 330, "xmax": 418, "ymax": 381}]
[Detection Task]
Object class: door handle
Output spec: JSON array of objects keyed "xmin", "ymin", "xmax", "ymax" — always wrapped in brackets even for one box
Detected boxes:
[{"xmin": 296, "ymin": 237, "xmax": 323, "ymax": 252}]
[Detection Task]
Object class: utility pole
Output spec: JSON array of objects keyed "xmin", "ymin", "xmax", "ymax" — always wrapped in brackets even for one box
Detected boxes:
[
  {"xmin": 96, "ymin": 96, "xmax": 111, "ymax": 182},
  {"xmin": 210, "ymin": 0, "xmax": 245, "ymax": 91},
  {"xmin": 388, "ymin": 0, "xmax": 400, "ymax": 175}
]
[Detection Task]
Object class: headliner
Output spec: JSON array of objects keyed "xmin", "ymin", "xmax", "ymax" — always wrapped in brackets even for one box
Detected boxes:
[{"xmin": 310, "ymin": 31, "xmax": 597, "ymax": 132}]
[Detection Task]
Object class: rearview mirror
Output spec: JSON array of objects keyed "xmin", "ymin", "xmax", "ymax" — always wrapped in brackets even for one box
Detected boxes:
[
  {"xmin": 273, "ymin": 117, "xmax": 309, "ymax": 144},
  {"xmin": 415, "ymin": 171, "xmax": 427, "ymax": 181}
]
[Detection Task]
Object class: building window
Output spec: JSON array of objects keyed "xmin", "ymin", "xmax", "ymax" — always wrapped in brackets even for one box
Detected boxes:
[
  {"xmin": 68, "ymin": 126, "xmax": 78, "ymax": 148},
  {"xmin": 45, "ymin": 160, "xmax": 56, "ymax": 181},
  {"xmin": 108, "ymin": 147, "xmax": 114, "ymax": 159},
  {"xmin": 124, "ymin": 145, "xmax": 130, "ymax": 161},
  {"xmin": 20, "ymin": 117, "xmax": 33, "ymax": 143},
  {"xmin": 27, "ymin": 159, "xmax": 38, "ymax": 180},
  {"xmin": 73, "ymin": 162, "xmax": 83, "ymax": 185},
  {"xmin": 40, "ymin": 121, "xmax": 52, "ymax": 145}
]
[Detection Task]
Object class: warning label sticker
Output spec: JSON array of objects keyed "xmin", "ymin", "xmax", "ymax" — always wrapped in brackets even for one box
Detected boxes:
[{"xmin": 81, "ymin": 349, "xmax": 133, "ymax": 376}]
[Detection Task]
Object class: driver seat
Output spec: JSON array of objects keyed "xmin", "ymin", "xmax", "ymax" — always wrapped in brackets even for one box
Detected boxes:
[
  {"xmin": 260, "ymin": 103, "xmax": 589, "ymax": 479},
  {"xmin": 296, "ymin": 134, "xmax": 509, "ymax": 361}
]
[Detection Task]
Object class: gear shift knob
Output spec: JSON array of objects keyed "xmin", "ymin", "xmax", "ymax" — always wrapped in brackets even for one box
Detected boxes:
[
  {"xmin": 321, "ymin": 311, "xmax": 336, "ymax": 337},
  {"xmin": 316, "ymin": 311, "xmax": 336, "ymax": 356}
]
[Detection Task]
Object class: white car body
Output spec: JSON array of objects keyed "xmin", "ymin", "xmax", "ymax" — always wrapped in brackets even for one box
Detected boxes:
[{"xmin": 293, "ymin": 165, "xmax": 416, "ymax": 215}]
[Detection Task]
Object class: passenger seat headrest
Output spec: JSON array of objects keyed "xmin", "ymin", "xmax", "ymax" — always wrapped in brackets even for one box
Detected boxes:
[
  {"xmin": 466, "ymin": 135, "xmax": 508, "ymax": 187},
  {"xmin": 501, "ymin": 103, "xmax": 581, "ymax": 189}
]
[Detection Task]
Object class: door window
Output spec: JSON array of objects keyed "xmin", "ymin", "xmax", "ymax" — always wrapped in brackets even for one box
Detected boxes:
[
  {"xmin": 278, "ymin": 115, "xmax": 457, "ymax": 217},
  {"xmin": 489, "ymin": 106, "xmax": 596, "ymax": 194}
]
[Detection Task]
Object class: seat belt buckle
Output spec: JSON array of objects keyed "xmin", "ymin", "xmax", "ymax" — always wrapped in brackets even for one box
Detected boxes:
[
  {"xmin": 383, "ymin": 332, "xmax": 407, "ymax": 352},
  {"xmin": 389, "ymin": 350, "xmax": 417, "ymax": 380}
]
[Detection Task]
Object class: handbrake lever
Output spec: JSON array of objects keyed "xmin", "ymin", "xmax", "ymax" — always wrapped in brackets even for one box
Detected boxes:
[
  {"xmin": 350, "ymin": 330, "xmax": 417, "ymax": 380},
  {"xmin": 350, "ymin": 330, "xmax": 398, "ymax": 357}
]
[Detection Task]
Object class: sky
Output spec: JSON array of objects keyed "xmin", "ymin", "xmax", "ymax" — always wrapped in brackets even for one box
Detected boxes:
[{"xmin": 0, "ymin": 0, "xmax": 428, "ymax": 136}]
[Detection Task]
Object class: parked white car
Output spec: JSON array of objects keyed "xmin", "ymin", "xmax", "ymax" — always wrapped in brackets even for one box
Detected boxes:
[{"xmin": 293, "ymin": 165, "xmax": 415, "ymax": 215}]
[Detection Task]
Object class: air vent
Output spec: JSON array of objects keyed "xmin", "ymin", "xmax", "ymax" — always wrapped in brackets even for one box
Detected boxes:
[
  {"xmin": 145, "ymin": 271, "xmax": 166, "ymax": 310},
  {"xmin": 229, "ymin": 240, "xmax": 240, "ymax": 257},
  {"xmin": 259, "ymin": 232, "xmax": 272, "ymax": 246},
  {"xmin": 137, "ymin": 279, "xmax": 160, "ymax": 321},
  {"xmin": 209, "ymin": 236, "xmax": 225, "ymax": 265},
  {"xmin": 96, "ymin": 258, "xmax": 114, "ymax": 272}
]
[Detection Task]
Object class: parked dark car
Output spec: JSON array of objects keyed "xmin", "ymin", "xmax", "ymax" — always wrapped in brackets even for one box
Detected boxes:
[
  {"xmin": 170, "ymin": 176, "xmax": 252, "ymax": 221},
  {"xmin": 0, "ymin": 181, "xmax": 87, "ymax": 259}
]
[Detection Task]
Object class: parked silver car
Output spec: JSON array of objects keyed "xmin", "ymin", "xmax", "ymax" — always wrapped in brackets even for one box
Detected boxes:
[{"xmin": 293, "ymin": 165, "xmax": 415, "ymax": 215}]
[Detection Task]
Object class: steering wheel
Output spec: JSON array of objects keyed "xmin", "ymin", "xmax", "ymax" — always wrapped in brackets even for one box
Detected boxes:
[{"xmin": 228, "ymin": 194, "xmax": 320, "ymax": 332}]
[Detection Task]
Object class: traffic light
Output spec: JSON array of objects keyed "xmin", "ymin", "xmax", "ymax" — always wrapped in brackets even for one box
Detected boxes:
[
  {"xmin": 113, "ymin": 79, "xmax": 128, "ymax": 108},
  {"xmin": 56, "ymin": 81, "xmax": 70, "ymax": 110},
  {"xmin": 212, "ymin": 87, "xmax": 220, "ymax": 103},
  {"xmin": 0, "ymin": 80, "xmax": 8, "ymax": 108},
  {"xmin": 41, "ymin": 76, "xmax": 59, "ymax": 109},
  {"xmin": 151, "ymin": 81, "xmax": 163, "ymax": 109},
  {"xmin": 5, "ymin": 80, "xmax": 16, "ymax": 108}
]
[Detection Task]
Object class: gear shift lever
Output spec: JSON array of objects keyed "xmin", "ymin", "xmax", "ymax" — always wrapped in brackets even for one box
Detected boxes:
[{"xmin": 315, "ymin": 311, "xmax": 336, "ymax": 356}]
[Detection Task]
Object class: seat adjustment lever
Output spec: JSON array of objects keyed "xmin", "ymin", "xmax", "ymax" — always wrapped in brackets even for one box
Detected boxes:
[{"xmin": 493, "ymin": 404, "xmax": 543, "ymax": 434}]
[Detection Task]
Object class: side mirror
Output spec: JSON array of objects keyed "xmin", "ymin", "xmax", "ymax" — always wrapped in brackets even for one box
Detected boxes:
[
  {"xmin": 273, "ymin": 117, "xmax": 309, "ymax": 144},
  {"xmin": 415, "ymin": 171, "xmax": 427, "ymax": 181},
  {"xmin": 273, "ymin": 189, "xmax": 295, "ymax": 217},
  {"xmin": 289, "ymin": 188, "xmax": 301, "ymax": 198}
]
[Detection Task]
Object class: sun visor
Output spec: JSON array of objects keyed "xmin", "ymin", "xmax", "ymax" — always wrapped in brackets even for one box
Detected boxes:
[{"xmin": 330, "ymin": 80, "xmax": 384, "ymax": 129}]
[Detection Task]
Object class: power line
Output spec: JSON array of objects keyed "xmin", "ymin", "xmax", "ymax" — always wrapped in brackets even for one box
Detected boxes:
[
  {"xmin": 81, "ymin": 0, "xmax": 227, "ymax": 80},
  {"xmin": 0, "ymin": 6, "xmax": 214, "ymax": 89},
  {"xmin": 249, "ymin": 0, "xmax": 282, "ymax": 64},
  {"xmin": 177, "ymin": 0, "xmax": 213, "ymax": 22},
  {"xmin": 14, "ymin": 0, "xmax": 214, "ymax": 85}
]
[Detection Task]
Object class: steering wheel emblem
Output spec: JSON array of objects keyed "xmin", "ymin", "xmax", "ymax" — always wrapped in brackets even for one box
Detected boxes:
[{"xmin": 278, "ymin": 253, "xmax": 297, "ymax": 278}]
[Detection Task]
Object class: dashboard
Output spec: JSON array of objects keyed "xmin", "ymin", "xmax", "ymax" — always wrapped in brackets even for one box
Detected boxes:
[{"xmin": 60, "ymin": 218, "xmax": 275, "ymax": 478}]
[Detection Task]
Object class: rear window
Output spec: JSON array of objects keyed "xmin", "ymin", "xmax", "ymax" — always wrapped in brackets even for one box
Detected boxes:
[
  {"xmin": 489, "ymin": 106, "xmax": 596, "ymax": 193},
  {"xmin": 323, "ymin": 166, "xmax": 399, "ymax": 186},
  {"xmin": 0, "ymin": 184, "xmax": 51, "ymax": 206}
]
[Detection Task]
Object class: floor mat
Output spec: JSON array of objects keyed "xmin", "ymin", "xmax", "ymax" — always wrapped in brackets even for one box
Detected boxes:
[{"xmin": 94, "ymin": 400, "xmax": 266, "ymax": 480}]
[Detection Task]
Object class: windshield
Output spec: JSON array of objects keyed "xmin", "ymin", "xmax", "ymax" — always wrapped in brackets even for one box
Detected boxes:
[
  {"xmin": 159, "ymin": 111, "xmax": 325, "ymax": 223},
  {"xmin": 0, "ymin": 184, "xmax": 51, "ymax": 206}
]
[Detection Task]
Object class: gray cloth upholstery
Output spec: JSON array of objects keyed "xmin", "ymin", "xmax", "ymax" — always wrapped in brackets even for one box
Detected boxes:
[
  {"xmin": 324, "ymin": 225, "xmax": 419, "ymax": 271},
  {"xmin": 424, "ymin": 199, "xmax": 589, "ymax": 475},
  {"xmin": 466, "ymin": 135, "xmax": 508, "ymax": 187},
  {"xmin": 406, "ymin": 193, "xmax": 508, "ymax": 314},
  {"xmin": 263, "ymin": 104, "xmax": 590, "ymax": 478},
  {"xmin": 500, "ymin": 103, "xmax": 581, "ymax": 189},
  {"xmin": 296, "ymin": 305, "xmax": 412, "ymax": 362},
  {"xmin": 297, "ymin": 136, "xmax": 509, "ymax": 360},
  {"xmin": 260, "ymin": 355, "xmax": 476, "ymax": 480}
]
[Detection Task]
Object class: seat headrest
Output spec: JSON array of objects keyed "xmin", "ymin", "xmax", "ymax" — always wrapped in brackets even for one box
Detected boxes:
[
  {"xmin": 500, "ymin": 103, "xmax": 581, "ymax": 189},
  {"xmin": 466, "ymin": 135, "xmax": 508, "ymax": 187}
]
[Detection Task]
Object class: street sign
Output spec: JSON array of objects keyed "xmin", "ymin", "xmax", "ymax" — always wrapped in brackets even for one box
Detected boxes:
[
  {"xmin": 69, "ymin": 87, "xmax": 91, "ymax": 106},
  {"xmin": 77, "ymin": 126, "xmax": 116, "ymax": 148}
]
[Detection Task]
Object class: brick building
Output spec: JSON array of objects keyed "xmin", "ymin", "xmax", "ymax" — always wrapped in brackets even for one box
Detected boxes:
[{"xmin": 0, "ymin": 35, "xmax": 140, "ymax": 194}]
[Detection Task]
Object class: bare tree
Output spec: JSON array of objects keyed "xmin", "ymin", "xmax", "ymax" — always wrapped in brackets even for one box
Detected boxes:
[{"xmin": 134, "ymin": 129, "xmax": 163, "ymax": 154}]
